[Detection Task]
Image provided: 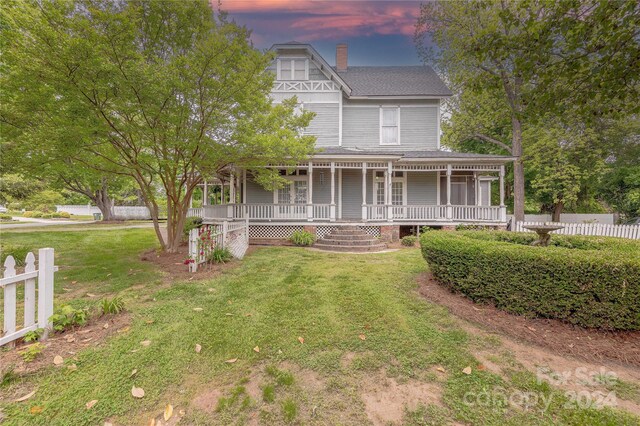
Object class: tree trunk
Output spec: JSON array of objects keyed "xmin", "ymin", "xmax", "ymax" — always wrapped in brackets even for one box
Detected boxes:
[
  {"xmin": 165, "ymin": 184, "xmax": 196, "ymax": 253},
  {"xmin": 551, "ymin": 200, "xmax": 564, "ymax": 222},
  {"xmin": 93, "ymin": 184, "xmax": 114, "ymax": 221},
  {"xmin": 511, "ymin": 116, "xmax": 525, "ymax": 222}
]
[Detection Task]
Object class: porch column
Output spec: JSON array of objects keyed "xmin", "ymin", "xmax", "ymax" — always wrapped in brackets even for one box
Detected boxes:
[
  {"xmin": 227, "ymin": 173, "xmax": 235, "ymax": 219},
  {"xmin": 361, "ymin": 164, "xmax": 367, "ymax": 221},
  {"xmin": 203, "ymin": 181, "xmax": 208, "ymax": 206},
  {"xmin": 242, "ymin": 170, "xmax": 248, "ymax": 219},
  {"xmin": 386, "ymin": 161, "xmax": 393, "ymax": 221},
  {"xmin": 499, "ymin": 165, "xmax": 506, "ymax": 221},
  {"xmin": 446, "ymin": 164, "xmax": 453, "ymax": 220},
  {"xmin": 307, "ymin": 162, "xmax": 313, "ymax": 221},
  {"xmin": 330, "ymin": 162, "xmax": 336, "ymax": 222},
  {"xmin": 474, "ymin": 172, "xmax": 480, "ymax": 206}
]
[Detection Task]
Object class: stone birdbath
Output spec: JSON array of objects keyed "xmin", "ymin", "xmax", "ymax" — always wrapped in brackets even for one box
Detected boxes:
[{"xmin": 522, "ymin": 224, "xmax": 565, "ymax": 247}]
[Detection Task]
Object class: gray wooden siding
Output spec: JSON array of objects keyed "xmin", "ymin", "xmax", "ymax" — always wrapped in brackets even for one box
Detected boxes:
[
  {"xmin": 312, "ymin": 168, "xmax": 331, "ymax": 203},
  {"xmin": 342, "ymin": 107, "xmax": 379, "ymax": 148},
  {"xmin": 400, "ymin": 107, "xmax": 438, "ymax": 150},
  {"xmin": 246, "ymin": 178, "xmax": 273, "ymax": 204},
  {"xmin": 341, "ymin": 169, "xmax": 362, "ymax": 219},
  {"xmin": 407, "ymin": 172, "xmax": 437, "ymax": 204},
  {"xmin": 304, "ymin": 104, "xmax": 339, "ymax": 146}
]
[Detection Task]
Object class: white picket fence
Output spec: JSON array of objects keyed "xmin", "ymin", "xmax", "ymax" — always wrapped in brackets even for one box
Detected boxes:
[
  {"xmin": 1, "ymin": 248, "xmax": 56, "ymax": 347},
  {"xmin": 56, "ymin": 205, "xmax": 151, "ymax": 219},
  {"xmin": 513, "ymin": 221, "xmax": 640, "ymax": 240},
  {"xmin": 188, "ymin": 219, "xmax": 249, "ymax": 272}
]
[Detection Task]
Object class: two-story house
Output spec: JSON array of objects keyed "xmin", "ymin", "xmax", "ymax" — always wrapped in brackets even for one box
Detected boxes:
[{"xmin": 195, "ymin": 42, "xmax": 512, "ymax": 247}]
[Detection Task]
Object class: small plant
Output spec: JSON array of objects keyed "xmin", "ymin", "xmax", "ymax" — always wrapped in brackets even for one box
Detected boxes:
[
  {"xmin": 100, "ymin": 296, "xmax": 125, "ymax": 315},
  {"xmin": 19, "ymin": 343, "xmax": 44, "ymax": 362},
  {"xmin": 282, "ymin": 399, "xmax": 298, "ymax": 422},
  {"xmin": 262, "ymin": 384, "xmax": 275, "ymax": 403},
  {"xmin": 0, "ymin": 213, "xmax": 13, "ymax": 221},
  {"xmin": 401, "ymin": 236, "xmax": 418, "ymax": 247},
  {"xmin": 208, "ymin": 246, "xmax": 232, "ymax": 264},
  {"xmin": 1, "ymin": 366, "xmax": 18, "ymax": 387},
  {"xmin": 0, "ymin": 244, "xmax": 32, "ymax": 266},
  {"xmin": 50, "ymin": 305, "xmax": 88, "ymax": 332},
  {"xmin": 289, "ymin": 230, "xmax": 316, "ymax": 246},
  {"xmin": 420, "ymin": 226, "xmax": 433, "ymax": 233},
  {"xmin": 266, "ymin": 366, "xmax": 294, "ymax": 386},
  {"xmin": 183, "ymin": 216, "xmax": 203, "ymax": 239},
  {"xmin": 23, "ymin": 328, "xmax": 44, "ymax": 343}
]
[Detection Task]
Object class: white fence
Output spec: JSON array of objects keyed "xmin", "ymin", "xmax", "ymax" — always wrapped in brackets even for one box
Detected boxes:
[
  {"xmin": 56, "ymin": 205, "xmax": 151, "ymax": 219},
  {"xmin": 188, "ymin": 220, "xmax": 249, "ymax": 272},
  {"xmin": 513, "ymin": 221, "xmax": 640, "ymax": 240},
  {"xmin": 1, "ymin": 248, "xmax": 56, "ymax": 347},
  {"xmin": 508, "ymin": 214, "xmax": 617, "ymax": 224}
]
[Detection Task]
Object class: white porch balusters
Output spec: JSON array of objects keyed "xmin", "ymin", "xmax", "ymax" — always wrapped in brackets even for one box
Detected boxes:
[
  {"xmin": 499, "ymin": 165, "xmax": 507, "ymax": 221},
  {"xmin": 307, "ymin": 162, "xmax": 313, "ymax": 221},
  {"xmin": 446, "ymin": 164, "xmax": 453, "ymax": 220},
  {"xmin": 330, "ymin": 162, "xmax": 336, "ymax": 222},
  {"xmin": 361, "ymin": 164, "xmax": 367, "ymax": 221},
  {"xmin": 386, "ymin": 161, "xmax": 393, "ymax": 221}
]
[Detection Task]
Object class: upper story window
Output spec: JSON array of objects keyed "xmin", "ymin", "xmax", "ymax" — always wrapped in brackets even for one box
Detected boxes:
[
  {"xmin": 277, "ymin": 58, "xmax": 309, "ymax": 80},
  {"xmin": 380, "ymin": 107, "xmax": 400, "ymax": 145}
]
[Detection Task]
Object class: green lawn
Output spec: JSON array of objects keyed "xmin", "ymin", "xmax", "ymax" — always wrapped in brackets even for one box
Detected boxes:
[{"xmin": 0, "ymin": 229, "xmax": 638, "ymax": 425}]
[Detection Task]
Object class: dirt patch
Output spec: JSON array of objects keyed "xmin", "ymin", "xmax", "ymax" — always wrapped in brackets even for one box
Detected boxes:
[
  {"xmin": 360, "ymin": 371, "xmax": 443, "ymax": 425},
  {"xmin": 140, "ymin": 245, "xmax": 256, "ymax": 282},
  {"xmin": 0, "ymin": 313, "xmax": 131, "ymax": 401},
  {"xmin": 192, "ymin": 388, "xmax": 224, "ymax": 413},
  {"xmin": 417, "ymin": 273, "xmax": 640, "ymax": 367}
]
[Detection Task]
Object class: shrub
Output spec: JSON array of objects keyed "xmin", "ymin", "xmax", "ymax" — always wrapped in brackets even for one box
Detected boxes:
[
  {"xmin": 208, "ymin": 246, "xmax": 232, "ymax": 264},
  {"xmin": 41, "ymin": 213, "xmax": 53, "ymax": 219},
  {"xmin": 0, "ymin": 244, "xmax": 32, "ymax": 266},
  {"xmin": 31, "ymin": 211, "xmax": 44, "ymax": 218},
  {"xmin": 401, "ymin": 235, "xmax": 418, "ymax": 246},
  {"xmin": 22, "ymin": 211, "xmax": 34, "ymax": 218},
  {"xmin": 289, "ymin": 230, "xmax": 316, "ymax": 246},
  {"xmin": 50, "ymin": 305, "xmax": 88, "ymax": 332},
  {"xmin": 52, "ymin": 211, "xmax": 71, "ymax": 218},
  {"xmin": 0, "ymin": 213, "xmax": 12, "ymax": 221},
  {"xmin": 23, "ymin": 190, "xmax": 65, "ymax": 212},
  {"xmin": 420, "ymin": 231, "xmax": 640, "ymax": 330},
  {"xmin": 183, "ymin": 216, "xmax": 203, "ymax": 239},
  {"xmin": 100, "ymin": 296, "xmax": 125, "ymax": 315},
  {"xmin": 19, "ymin": 343, "xmax": 44, "ymax": 362},
  {"xmin": 23, "ymin": 328, "xmax": 44, "ymax": 343}
]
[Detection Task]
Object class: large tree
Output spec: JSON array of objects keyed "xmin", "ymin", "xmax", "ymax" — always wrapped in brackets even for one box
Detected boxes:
[
  {"xmin": 1, "ymin": 0, "xmax": 315, "ymax": 251},
  {"xmin": 415, "ymin": 0, "xmax": 640, "ymax": 221}
]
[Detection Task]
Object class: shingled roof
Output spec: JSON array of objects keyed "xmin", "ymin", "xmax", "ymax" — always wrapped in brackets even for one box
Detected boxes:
[{"xmin": 335, "ymin": 66, "xmax": 452, "ymax": 97}]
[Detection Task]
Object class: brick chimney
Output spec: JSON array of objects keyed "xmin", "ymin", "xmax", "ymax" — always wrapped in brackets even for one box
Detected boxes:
[{"xmin": 336, "ymin": 43, "xmax": 348, "ymax": 71}]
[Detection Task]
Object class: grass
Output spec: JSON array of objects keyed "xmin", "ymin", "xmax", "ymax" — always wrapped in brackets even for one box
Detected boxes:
[{"xmin": 0, "ymin": 228, "xmax": 638, "ymax": 425}]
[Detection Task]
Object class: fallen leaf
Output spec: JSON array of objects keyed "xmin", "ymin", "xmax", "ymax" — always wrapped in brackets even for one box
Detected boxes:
[
  {"xmin": 103, "ymin": 323, "xmax": 109, "ymax": 329},
  {"xmin": 71, "ymin": 280, "xmax": 77, "ymax": 284},
  {"xmin": 140, "ymin": 340, "xmax": 151, "ymax": 347},
  {"xmin": 225, "ymin": 313, "xmax": 233, "ymax": 316},
  {"xmin": 477, "ymin": 364, "xmax": 486, "ymax": 371},
  {"xmin": 30, "ymin": 406, "xmax": 43, "ymax": 414},
  {"xmin": 53, "ymin": 355, "xmax": 64, "ymax": 365},
  {"xmin": 67, "ymin": 364, "xmax": 78, "ymax": 371},
  {"xmin": 131, "ymin": 386, "xmax": 145, "ymax": 398},
  {"xmin": 129, "ymin": 369, "xmax": 138, "ymax": 377},
  {"xmin": 179, "ymin": 409, "xmax": 186, "ymax": 416},
  {"xmin": 462, "ymin": 366, "xmax": 472, "ymax": 375},
  {"xmin": 527, "ymin": 326, "xmax": 537, "ymax": 332},
  {"xmin": 106, "ymin": 273, "xmax": 112, "ymax": 277},
  {"xmin": 195, "ymin": 344, "xmax": 202, "ymax": 353},
  {"xmin": 253, "ymin": 346, "xmax": 260, "ymax": 353},
  {"xmin": 117, "ymin": 326, "xmax": 130, "ymax": 333},
  {"xmin": 81, "ymin": 338, "xmax": 93, "ymax": 343},
  {"xmin": 244, "ymin": 313, "xmax": 252, "ymax": 317},
  {"xmin": 145, "ymin": 320, "xmax": 155, "ymax": 324},
  {"xmin": 86, "ymin": 293, "xmax": 96, "ymax": 297},
  {"xmin": 208, "ymin": 288, "xmax": 215, "ymax": 292},
  {"xmin": 63, "ymin": 276, "xmax": 69, "ymax": 279},
  {"xmin": 436, "ymin": 367, "xmax": 446, "ymax": 373},
  {"xmin": 193, "ymin": 308, "xmax": 203, "ymax": 312},
  {"xmin": 225, "ymin": 358, "xmax": 238, "ymax": 363},
  {"xmin": 298, "ymin": 337, "xmax": 304, "ymax": 344},
  {"xmin": 364, "ymin": 323, "xmax": 371, "ymax": 330},
  {"xmin": 130, "ymin": 349, "xmax": 139, "ymax": 353},
  {"xmin": 164, "ymin": 404, "xmax": 173, "ymax": 421},
  {"xmin": 358, "ymin": 334, "xmax": 366, "ymax": 341},
  {"xmin": 63, "ymin": 288, "xmax": 72, "ymax": 291},
  {"xmin": 85, "ymin": 400, "xmax": 98, "ymax": 409},
  {"xmin": 15, "ymin": 391, "xmax": 36, "ymax": 402}
]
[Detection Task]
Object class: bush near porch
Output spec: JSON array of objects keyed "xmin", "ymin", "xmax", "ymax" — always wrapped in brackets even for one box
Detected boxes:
[{"xmin": 420, "ymin": 231, "xmax": 640, "ymax": 330}]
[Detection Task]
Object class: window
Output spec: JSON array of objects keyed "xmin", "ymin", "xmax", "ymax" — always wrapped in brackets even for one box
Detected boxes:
[
  {"xmin": 380, "ymin": 107, "xmax": 400, "ymax": 145},
  {"xmin": 274, "ymin": 170, "xmax": 308, "ymax": 204},
  {"xmin": 277, "ymin": 58, "xmax": 308, "ymax": 80}
]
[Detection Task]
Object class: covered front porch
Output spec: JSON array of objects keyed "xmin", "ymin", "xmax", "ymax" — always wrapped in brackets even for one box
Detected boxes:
[{"xmin": 189, "ymin": 156, "xmax": 509, "ymax": 225}]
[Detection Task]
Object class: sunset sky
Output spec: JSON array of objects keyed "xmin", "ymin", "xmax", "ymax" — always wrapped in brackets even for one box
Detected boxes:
[{"xmin": 220, "ymin": 0, "xmax": 426, "ymax": 66}]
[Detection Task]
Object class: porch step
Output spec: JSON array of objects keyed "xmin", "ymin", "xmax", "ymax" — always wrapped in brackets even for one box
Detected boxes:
[{"xmin": 314, "ymin": 226, "xmax": 387, "ymax": 252}]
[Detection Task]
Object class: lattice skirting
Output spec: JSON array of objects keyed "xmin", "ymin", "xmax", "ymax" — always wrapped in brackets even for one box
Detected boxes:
[
  {"xmin": 249, "ymin": 225, "xmax": 304, "ymax": 239},
  {"xmin": 316, "ymin": 226, "xmax": 381, "ymax": 239}
]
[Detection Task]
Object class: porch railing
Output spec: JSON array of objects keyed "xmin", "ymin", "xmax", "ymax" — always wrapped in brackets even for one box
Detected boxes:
[{"xmin": 199, "ymin": 203, "xmax": 505, "ymax": 222}]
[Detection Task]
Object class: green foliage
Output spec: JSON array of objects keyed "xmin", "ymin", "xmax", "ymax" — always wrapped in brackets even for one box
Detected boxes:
[
  {"xmin": 421, "ymin": 231, "xmax": 640, "ymax": 330},
  {"xmin": 19, "ymin": 343, "xmax": 44, "ymax": 363},
  {"xmin": 401, "ymin": 236, "xmax": 418, "ymax": 247},
  {"xmin": 0, "ymin": 213, "xmax": 12, "ymax": 221},
  {"xmin": 282, "ymin": 399, "xmax": 298, "ymax": 423},
  {"xmin": 23, "ymin": 328, "xmax": 44, "ymax": 343},
  {"xmin": 262, "ymin": 385, "xmax": 275, "ymax": 403},
  {"xmin": 289, "ymin": 230, "xmax": 316, "ymax": 246},
  {"xmin": 50, "ymin": 305, "xmax": 89, "ymax": 332},
  {"xmin": 0, "ymin": 244, "xmax": 31, "ymax": 266},
  {"xmin": 22, "ymin": 190, "xmax": 66, "ymax": 213},
  {"xmin": 207, "ymin": 246, "xmax": 232, "ymax": 264},
  {"xmin": 100, "ymin": 297, "xmax": 125, "ymax": 315},
  {"xmin": 0, "ymin": 174, "xmax": 46, "ymax": 205},
  {"xmin": 183, "ymin": 216, "xmax": 203, "ymax": 239},
  {"xmin": 0, "ymin": 366, "xmax": 18, "ymax": 388},
  {"xmin": 266, "ymin": 366, "xmax": 295, "ymax": 386}
]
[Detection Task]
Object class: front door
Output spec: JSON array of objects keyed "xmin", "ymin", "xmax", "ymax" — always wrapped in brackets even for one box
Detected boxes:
[{"xmin": 340, "ymin": 169, "xmax": 362, "ymax": 220}]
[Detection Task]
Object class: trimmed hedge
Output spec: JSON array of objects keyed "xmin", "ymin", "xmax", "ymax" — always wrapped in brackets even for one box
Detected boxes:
[{"xmin": 421, "ymin": 231, "xmax": 640, "ymax": 330}]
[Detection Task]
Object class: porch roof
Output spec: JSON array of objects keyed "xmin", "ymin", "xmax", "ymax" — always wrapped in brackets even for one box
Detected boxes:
[{"xmin": 312, "ymin": 147, "xmax": 514, "ymax": 163}]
